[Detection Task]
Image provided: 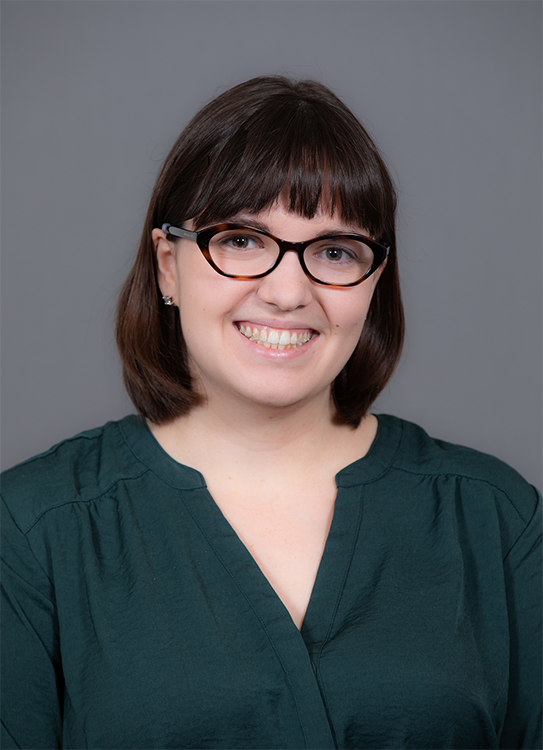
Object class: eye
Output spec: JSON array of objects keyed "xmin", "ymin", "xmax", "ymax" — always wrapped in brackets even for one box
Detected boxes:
[
  {"xmin": 319, "ymin": 245, "xmax": 354, "ymax": 262},
  {"xmin": 218, "ymin": 233, "xmax": 263, "ymax": 251},
  {"xmin": 306, "ymin": 238, "xmax": 375, "ymax": 281},
  {"xmin": 313, "ymin": 243, "xmax": 358, "ymax": 264}
]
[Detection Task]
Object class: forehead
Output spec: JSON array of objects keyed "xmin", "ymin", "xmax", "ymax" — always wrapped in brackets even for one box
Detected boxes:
[
  {"xmin": 221, "ymin": 205, "xmax": 366, "ymax": 237},
  {"xmin": 203, "ymin": 193, "xmax": 367, "ymax": 236}
]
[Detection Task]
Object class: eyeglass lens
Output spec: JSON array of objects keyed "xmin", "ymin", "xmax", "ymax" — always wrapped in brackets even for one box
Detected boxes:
[{"xmin": 207, "ymin": 228, "xmax": 375, "ymax": 284}]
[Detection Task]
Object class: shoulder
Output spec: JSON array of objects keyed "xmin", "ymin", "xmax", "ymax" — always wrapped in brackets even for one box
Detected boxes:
[
  {"xmin": 379, "ymin": 414, "xmax": 541, "ymax": 529},
  {"xmin": 1, "ymin": 415, "xmax": 149, "ymax": 534}
]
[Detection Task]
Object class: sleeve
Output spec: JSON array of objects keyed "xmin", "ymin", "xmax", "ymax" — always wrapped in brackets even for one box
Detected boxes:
[
  {"xmin": 499, "ymin": 488, "xmax": 542, "ymax": 750},
  {"xmin": 1, "ymin": 497, "xmax": 63, "ymax": 749}
]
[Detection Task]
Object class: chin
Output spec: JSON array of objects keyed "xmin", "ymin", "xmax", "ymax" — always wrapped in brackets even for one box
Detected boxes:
[{"xmin": 234, "ymin": 383, "xmax": 329, "ymax": 412}]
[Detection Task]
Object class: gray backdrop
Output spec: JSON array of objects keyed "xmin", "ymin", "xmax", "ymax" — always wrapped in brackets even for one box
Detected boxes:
[{"xmin": 2, "ymin": 0, "xmax": 542, "ymax": 490}]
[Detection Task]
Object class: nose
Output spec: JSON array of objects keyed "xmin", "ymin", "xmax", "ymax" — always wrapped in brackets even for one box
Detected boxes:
[{"xmin": 256, "ymin": 250, "xmax": 314, "ymax": 311}]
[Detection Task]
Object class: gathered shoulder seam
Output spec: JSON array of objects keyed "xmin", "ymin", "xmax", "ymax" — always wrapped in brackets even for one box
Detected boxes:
[
  {"xmin": 393, "ymin": 464, "xmax": 539, "ymax": 524},
  {"xmin": 15, "ymin": 467, "xmax": 151, "ymax": 536}
]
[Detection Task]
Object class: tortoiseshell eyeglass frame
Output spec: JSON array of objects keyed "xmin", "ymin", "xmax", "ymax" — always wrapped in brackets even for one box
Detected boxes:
[{"xmin": 161, "ymin": 223, "xmax": 389, "ymax": 288}]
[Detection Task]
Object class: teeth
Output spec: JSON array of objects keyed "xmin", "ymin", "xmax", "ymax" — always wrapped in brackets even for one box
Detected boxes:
[{"xmin": 238, "ymin": 325, "xmax": 312, "ymax": 349}]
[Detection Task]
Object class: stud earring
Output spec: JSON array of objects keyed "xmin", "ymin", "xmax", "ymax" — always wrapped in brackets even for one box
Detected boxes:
[{"xmin": 162, "ymin": 296, "xmax": 175, "ymax": 306}]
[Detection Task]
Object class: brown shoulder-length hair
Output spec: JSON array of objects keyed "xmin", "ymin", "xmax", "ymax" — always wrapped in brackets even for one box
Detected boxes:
[{"xmin": 116, "ymin": 75, "xmax": 404, "ymax": 427}]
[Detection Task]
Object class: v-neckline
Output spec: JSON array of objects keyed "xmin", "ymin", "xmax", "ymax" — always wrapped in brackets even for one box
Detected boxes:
[
  {"xmin": 184, "ymin": 476, "xmax": 365, "ymax": 640},
  {"xmin": 120, "ymin": 413, "xmax": 403, "ymax": 642}
]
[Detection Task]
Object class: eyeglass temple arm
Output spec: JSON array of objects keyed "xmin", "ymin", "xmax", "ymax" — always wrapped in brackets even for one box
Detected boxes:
[{"xmin": 161, "ymin": 224, "xmax": 197, "ymax": 242}]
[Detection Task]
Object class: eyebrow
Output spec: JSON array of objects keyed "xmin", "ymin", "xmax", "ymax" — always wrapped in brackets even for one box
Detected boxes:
[{"xmin": 217, "ymin": 214, "xmax": 366, "ymax": 238}]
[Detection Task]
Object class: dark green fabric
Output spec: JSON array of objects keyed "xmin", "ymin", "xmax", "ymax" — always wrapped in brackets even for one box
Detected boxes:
[{"xmin": 1, "ymin": 414, "xmax": 541, "ymax": 749}]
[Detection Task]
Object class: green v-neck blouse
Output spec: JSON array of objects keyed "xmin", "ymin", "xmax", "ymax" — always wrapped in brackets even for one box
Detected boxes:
[{"xmin": 1, "ymin": 415, "xmax": 541, "ymax": 749}]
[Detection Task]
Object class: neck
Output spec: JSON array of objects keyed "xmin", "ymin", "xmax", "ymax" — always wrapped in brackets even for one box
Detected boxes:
[{"xmin": 149, "ymin": 390, "xmax": 377, "ymax": 482}]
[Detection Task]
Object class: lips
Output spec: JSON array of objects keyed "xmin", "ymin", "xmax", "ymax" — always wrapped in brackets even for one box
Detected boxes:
[{"xmin": 236, "ymin": 323, "xmax": 314, "ymax": 350}]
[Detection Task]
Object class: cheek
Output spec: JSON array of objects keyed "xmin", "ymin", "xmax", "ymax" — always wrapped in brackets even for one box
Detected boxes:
[
  {"xmin": 176, "ymin": 271, "xmax": 246, "ymax": 342},
  {"xmin": 327, "ymin": 289, "xmax": 373, "ymax": 338}
]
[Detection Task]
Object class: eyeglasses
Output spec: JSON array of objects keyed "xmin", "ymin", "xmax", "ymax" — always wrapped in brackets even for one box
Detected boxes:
[{"xmin": 162, "ymin": 223, "xmax": 389, "ymax": 287}]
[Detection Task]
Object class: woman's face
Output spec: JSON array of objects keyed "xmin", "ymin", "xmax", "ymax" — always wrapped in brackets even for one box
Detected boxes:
[{"xmin": 153, "ymin": 202, "xmax": 385, "ymax": 415}]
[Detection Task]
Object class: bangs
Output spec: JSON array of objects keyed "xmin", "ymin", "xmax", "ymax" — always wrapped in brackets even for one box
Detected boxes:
[{"xmin": 181, "ymin": 97, "xmax": 395, "ymax": 243}]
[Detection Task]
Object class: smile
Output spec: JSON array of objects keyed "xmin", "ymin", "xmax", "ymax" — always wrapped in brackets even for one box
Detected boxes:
[{"xmin": 237, "ymin": 324, "xmax": 314, "ymax": 350}]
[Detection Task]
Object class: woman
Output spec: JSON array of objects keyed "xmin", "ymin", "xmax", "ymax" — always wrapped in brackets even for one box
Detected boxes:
[{"xmin": 1, "ymin": 76, "xmax": 541, "ymax": 749}]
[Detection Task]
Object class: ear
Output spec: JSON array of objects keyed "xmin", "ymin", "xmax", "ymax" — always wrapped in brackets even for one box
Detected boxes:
[{"xmin": 152, "ymin": 227, "xmax": 178, "ymax": 301}]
